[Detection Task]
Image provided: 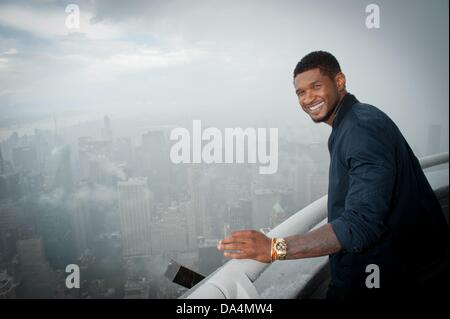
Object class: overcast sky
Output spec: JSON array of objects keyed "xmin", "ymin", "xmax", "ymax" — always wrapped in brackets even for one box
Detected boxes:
[{"xmin": 0, "ymin": 0, "xmax": 448, "ymax": 154}]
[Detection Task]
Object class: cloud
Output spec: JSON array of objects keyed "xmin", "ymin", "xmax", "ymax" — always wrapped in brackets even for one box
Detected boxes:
[
  {"xmin": 0, "ymin": 0, "xmax": 448, "ymax": 155},
  {"xmin": 39, "ymin": 188, "xmax": 65, "ymax": 208},
  {"xmin": 39, "ymin": 180, "xmax": 117, "ymax": 211},
  {"xmin": 90, "ymin": 155, "xmax": 127, "ymax": 181},
  {"xmin": 73, "ymin": 183, "xmax": 117, "ymax": 205},
  {"xmin": 3, "ymin": 48, "xmax": 17, "ymax": 55},
  {"xmin": 0, "ymin": 48, "xmax": 17, "ymax": 68},
  {"xmin": 88, "ymin": 47, "xmax": 207, "ymax": 75}
]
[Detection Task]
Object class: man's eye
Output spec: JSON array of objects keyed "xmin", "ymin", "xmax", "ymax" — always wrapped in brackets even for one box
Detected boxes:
[
  {"xmin": 313, "ymin": 84, "xmax": 321, "ymax": 89},
  {"xmin": 298, "ymin": 91, "xmax": 305, "ymax": 97}
]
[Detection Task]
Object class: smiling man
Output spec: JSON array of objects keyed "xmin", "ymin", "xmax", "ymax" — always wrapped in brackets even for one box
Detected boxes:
[{"xmin": 217, "ymin": 51, "xmax": 449, "ymax": 299}]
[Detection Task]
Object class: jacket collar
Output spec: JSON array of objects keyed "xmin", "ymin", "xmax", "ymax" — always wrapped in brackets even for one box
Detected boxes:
[{"xmin": 332, "ymin": 93, "xmax": 359, "ymax": 129}]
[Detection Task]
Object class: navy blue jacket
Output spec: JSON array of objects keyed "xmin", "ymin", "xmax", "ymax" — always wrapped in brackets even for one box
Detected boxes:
[{"xmin": 327, "ymin": 93, "xmax": 448, "ymax": 290}]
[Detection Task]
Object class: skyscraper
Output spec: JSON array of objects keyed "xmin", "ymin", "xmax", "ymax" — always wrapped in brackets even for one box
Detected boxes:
[
  {"xmin": 0, "ymin": 202, "xmax": 20, "ymax": 262},
  {"xmin": 270, "ymin": 202, "xmax": 287, "ymax": 228},
  {"xmin": 16, "ymin": 237, "xmax": 56, "ymax": 298},
  {"xmin": 198, "ymin": 239, "xmax": 224, "ymax": 276},
  {"xmin": 187, "ymin": 166, "xmax": 210, "ymax": 238},
  {"xmin": 12, "ymin": 146, "xmax": 38, "ymax": 172},
  {"xmin": 0, "ymin": 270, "xmax": 17, "ymax": 299},
  {"xmin": 70, "ymin": 195, "xmax": 94, "ymax": 258},
  {"xmin": 51, "ymin": 145, "xmax": 73, "ymax": 193},
  {"xmin": 158, "ymin": 201, "xmax": 197, "ymax": 254},
  {"xmin": 227, "ymin": 198, "xmax": 252, "ymax": 234},
  {"xmin": 138, "ymin": 130, "xmax": 171, "ymax": 200},
  {"xmin": 118, "ymin": 177, "xmax": 152, "ymax": 257},
  {"xmin": 101, "ymin": 115, "xmax": 113, "ymax": 141},
  {"xmin": 78, "ymin": 138, "xmax": 113, "ymax": 183},
  {"xmin": 251, "ymin": 189, "xmax": 279, "ymax": 231}
]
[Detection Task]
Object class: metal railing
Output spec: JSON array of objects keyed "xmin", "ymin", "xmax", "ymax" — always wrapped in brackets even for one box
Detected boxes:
[
  {"xmin": 419, "ymin": 152, "xmax": 449, "ymax": 169},
  {"xmin": 181, "ymin": 152, "xmax": 449, "ymax": 299}
]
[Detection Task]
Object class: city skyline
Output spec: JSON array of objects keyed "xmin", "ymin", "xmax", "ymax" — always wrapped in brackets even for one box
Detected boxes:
[
  {"xmin": 0, "ymin": 0, "xmax": 448, "ymax": 299},
  {"xmin": 0, "ymin": 0, "xmax": 448, "ymax": 155},
  {"xmin": 0, "ymin": 110, "xmax": 335, "ymax": 298}
]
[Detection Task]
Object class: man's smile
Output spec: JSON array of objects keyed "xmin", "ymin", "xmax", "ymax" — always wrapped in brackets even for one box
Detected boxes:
[{"xmin": 307, "ymin": 101, "xmax": 325, "ymax": 114}]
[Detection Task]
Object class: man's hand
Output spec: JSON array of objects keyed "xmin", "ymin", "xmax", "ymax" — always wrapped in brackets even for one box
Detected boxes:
[{"xmin": 217, "ymin": 230, "xmax": 272, "ymax": 263}]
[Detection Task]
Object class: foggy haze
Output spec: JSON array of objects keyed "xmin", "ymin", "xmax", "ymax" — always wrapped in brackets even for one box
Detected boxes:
[
  {"xmin": 0, "ymin": 0, "xmax": 448, "ymax": 299},
  {"xmin": 0, "ymin": 0, "xmax": 448, "ymax": 153}
]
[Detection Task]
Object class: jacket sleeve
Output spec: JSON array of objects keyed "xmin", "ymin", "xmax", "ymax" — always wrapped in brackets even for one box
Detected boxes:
[{"xmin": 330, "ymin": 120, "xmax": 396, "ymax": 253}]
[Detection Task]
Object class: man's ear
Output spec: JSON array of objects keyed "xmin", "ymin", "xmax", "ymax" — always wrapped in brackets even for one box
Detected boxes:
[{"xmin": 335, "ymin": 72, "xmax": 346, "ymax": 92}]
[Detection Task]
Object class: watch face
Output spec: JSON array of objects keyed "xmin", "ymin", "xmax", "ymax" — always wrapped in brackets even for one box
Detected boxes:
[{"xmin": 276, "ymin": 241, "xmax": 286, "ymax": 251}]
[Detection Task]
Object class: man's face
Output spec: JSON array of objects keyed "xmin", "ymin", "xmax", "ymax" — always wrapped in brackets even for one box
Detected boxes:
[{"xmin": 294, "ymin": 68, "xmax": 343, "ymax": 125}]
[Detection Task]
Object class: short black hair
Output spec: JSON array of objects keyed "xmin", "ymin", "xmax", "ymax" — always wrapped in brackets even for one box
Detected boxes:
[{"xmin": 293, "ymin": 51, "xmax": 341, "ymax": 80}]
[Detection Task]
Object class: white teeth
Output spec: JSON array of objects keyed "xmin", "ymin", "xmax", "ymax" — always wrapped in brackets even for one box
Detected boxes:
[{"xmin": 308, "ymin": 101, "xmax": 324, "ymax": 112}]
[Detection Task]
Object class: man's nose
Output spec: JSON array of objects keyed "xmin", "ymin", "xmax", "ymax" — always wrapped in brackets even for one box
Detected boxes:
[{"xmin": 303, "ymin": 91, "xmax": 315, "ymax": 106}]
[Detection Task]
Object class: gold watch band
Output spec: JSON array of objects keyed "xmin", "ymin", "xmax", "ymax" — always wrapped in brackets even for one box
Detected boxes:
[
  {"xmin": 271, "ymin": 237, "xmax": 287, "ymax": 261},
  {"xmin": 270, "ymin": 238, "xmax": 277, "ymax": 262}
]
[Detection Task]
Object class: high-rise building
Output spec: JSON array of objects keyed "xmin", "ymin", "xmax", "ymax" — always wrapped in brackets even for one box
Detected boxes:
[
  {"xmin": 187, "ymin": 166, "xmax": 210, "ymax": 238},
  {"xmin": 0, "ymin": 145, "xmax": 14, "ymax": 176},
  {"xmin": 21, "ymin": 171, "xmax": 44, "ymax": 196},
  {"xmin": 70, "ymin": 196, "xmax": 94, "ymax": 258},
  {"xmin": 0, "ymin": 172, "xmax": 21, "ymax": 201},
  {"xmin": 137, "ymin": 130, "xmax": 170, "ymax": 200},
  {"xmin": 270, "ymin": 202, "xmax": 287, "ymax": 228},
  {"xmin": 124, "ymin": 279, "xmax": 150, "ymax": 299},
  {"xmin": 0, "ymin": 270, "xmax": 17, "ymax": 299},
  {"xmin": 149, "ymin": 223, "xmax": 163, "ymax": 255},
  {"xmin": 158, "ymin": 201, "xmax": 197, "ymax": 254},
  {"xmin": 78, "ymin": 138, "xmax": 112, "ymax": 183},
  {"xmin": 87, "ymin": 155, "xmax": 115, "ymax": 186},
  {"xmin": 0, "ymin": 202, "xmax": 20, "ymax": 262},
  {"xmin": 101, "ymin": 116, "xmax": 113, "ymax": 141},
  {"xmin": 159, "ymin": 208, "xmax": 189, "ymax": 254},
  {"xmin": 179, "ymin": 200, "xmax": 197, "ymax": 251},
  {"xmin": 12, "ymin": 146, "xmax": 38, "ymax": 172},
  {"xmin": 140, "ymin": 131, "xmax": 168, "ymax": 173},
  {"xmin": 16, "ymin": 237, "xmax": 56, "ymax": 298},
  {"xmin": 227, "ymin": 198, "xmax": 252, "ymax": 234},
  {"xmin": 198, "ymin": 239, "xmax": 225, "ymax": 276},
  {"xmin": 114, "ymin": 137, "xmax": 133, "ymax": 165},
  {"xmin": 50, "ymin": 145, "xmax": 73, "ymax": 193},
  {"xmin": 251, "ymin": 189, "xmax": 279, "ymax": 231},
  {"xmin": 118, "ymin": 177, "xmax": 152, "ymax": 257}
]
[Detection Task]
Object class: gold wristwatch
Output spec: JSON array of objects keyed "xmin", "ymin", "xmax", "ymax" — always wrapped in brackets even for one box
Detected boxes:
[{"xmin": 271, "ymin": 237, "xmax": 287, "ymax": 261}]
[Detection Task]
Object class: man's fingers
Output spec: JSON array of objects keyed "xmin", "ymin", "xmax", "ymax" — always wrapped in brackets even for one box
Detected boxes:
[
  {"xmin": 217, "ymin": 243, "xmax": 244, "ymax": 251},
  {"xmin": 220, "ymin": 237, "xmax": 248, "ymax": 245},
  {"xmin": 219, "ymin": 238, "xmax": 246, "ymax": 247},
  {"xmin": 217, "ymin": 230, "xmax": 270, "ymax": 263}
]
